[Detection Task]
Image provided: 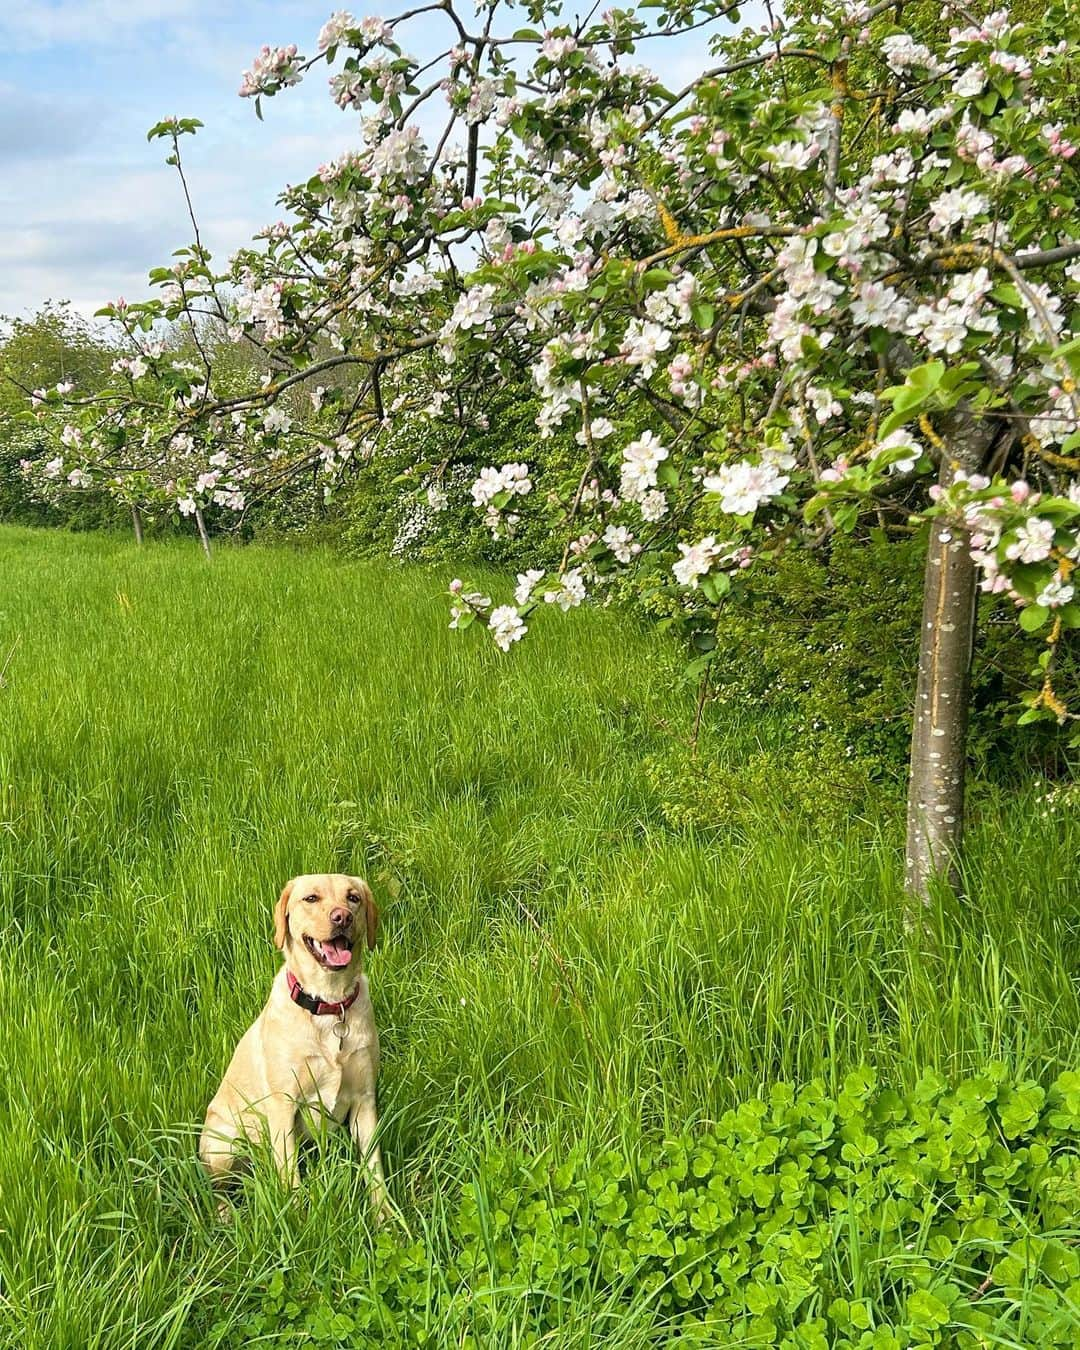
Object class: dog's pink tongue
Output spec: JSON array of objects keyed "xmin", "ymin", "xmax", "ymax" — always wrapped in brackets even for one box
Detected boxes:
[{"xmin": 321, "ymin": 939, "xmax": 352, "ymax": 968}]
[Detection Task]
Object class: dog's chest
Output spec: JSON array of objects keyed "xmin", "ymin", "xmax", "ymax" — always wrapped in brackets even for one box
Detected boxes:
[{"xmin": 299, "ymin": 1022, "xmax": 376, "ymax": 1121}]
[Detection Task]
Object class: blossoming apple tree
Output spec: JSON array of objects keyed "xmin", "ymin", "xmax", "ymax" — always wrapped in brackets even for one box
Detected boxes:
[{"xmin": 21, "ymin": 0, "xmax": 1080, "ymax": 904}]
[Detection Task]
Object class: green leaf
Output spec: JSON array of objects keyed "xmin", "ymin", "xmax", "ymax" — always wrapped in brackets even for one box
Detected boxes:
[
  {"xmin": 1019, "ymin": 604, "xmax": 1049, "ymax": 632},
  {"xmin": 657, "ymin": 461, "xmax": 680, "ymax": 488},
  {"xmin": 803, "ymin": 491, "xmax": 830, "ymax": 522},
  {"xmin": 877, "ymin": 408, "xmax": 914, "ymax": 439},
  {"xmin": 691, "ymin": 301, "xmax": 715, "ymax": 329},
  {"xmin": 893, "ymin": 387, "xmax": 926, "ymax": 414},
  {"xmin": 943, "ymin": 159, "xmax": 966, "ymax": 187},
  {"xmin": 908, "ymin": 360, "xmax": 946, "ymax": 392},
  {"xmin": 641, "ymin": 268, "xmax": 677, "ymax": 291},
  {"xmin": 990, "ymin": 283, "xmax": 1023, "ymax": 309},
  {"xmin": 906, "ymin": 1289, "xmax": 951, "ymax": 1329},
  {"xmin": 999, "ymin": 1083, "xmax": 1046, "ymax": 1137},
  {"xmin": 699, "ymin": 575, "xmax": 720, "ymax": 603},
  {"xmin": 833, "ymin": 503, "xmax": 859, "ymax": 532},
  {"xmin": 1061, "ymin": 429, "xmax": 1080, "ymax": 455}
]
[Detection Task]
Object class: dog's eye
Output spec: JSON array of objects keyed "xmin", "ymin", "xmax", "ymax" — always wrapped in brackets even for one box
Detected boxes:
[
  {"xmin": 346, "ymin": 891, "xmax": 361, "ymax": 904},
  {"xmin": 302, "ymin": 893, "xmax": 319, "ymax": 904}
]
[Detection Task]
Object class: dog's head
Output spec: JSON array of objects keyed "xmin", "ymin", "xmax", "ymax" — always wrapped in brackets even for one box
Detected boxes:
[{"xmin": 273, "ymin": 874, "xmax": 377, "ymax": 977}]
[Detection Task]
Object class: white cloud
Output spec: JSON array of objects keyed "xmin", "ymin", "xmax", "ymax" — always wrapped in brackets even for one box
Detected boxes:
[{"xmin": 0, "ymin": 0, "xmax": 209, "ymax": 50}]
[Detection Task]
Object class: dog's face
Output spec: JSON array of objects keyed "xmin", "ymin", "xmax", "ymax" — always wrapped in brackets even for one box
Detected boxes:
[{"xmin": 273, "ymin": 873, "xmax": 377, "ymax": 976}]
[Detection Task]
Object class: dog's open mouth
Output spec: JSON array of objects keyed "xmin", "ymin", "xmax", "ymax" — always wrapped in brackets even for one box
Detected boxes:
[{"xmin": 303, "ymin": 934, "xmax": 354, "ymax": 969}]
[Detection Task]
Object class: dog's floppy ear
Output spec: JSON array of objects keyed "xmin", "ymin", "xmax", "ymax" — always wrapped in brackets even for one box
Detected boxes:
[
  {"xmin": 273, "ymin": 880, "xmax": 294, "ymax": 950},
  {"xmin": 355, "ymin": 877, "xmax": 378, "ymax": 951}
]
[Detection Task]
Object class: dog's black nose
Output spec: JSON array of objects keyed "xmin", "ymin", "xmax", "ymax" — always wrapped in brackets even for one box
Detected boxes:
[{"xmin": 329, "ymin": 906, "xmax": 353, "ymax": 929}]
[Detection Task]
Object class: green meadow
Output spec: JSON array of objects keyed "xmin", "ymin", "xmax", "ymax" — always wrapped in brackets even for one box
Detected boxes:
[{"xmin": 0, "ymin": 525, "xmax": 1078, "ymax": 1348}]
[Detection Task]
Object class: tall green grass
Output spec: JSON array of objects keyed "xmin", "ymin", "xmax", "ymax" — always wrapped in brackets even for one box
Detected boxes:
[{"xmin": 0, "ymin": 525, "xmax": 1076, "ymax": 1347}]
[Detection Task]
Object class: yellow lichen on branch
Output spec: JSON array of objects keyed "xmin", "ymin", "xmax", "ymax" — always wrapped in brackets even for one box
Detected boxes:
[
  {"xmin": 1022, "ymin": 429, "xmax": 1080, "ymax": 470},
  {"xmin": 918, "ymin": 413, "xmax": 945, "ymax": 454},
  {"xmin": 656, "ymin": 201, "xmax": 682, "ymax": 246},
  {"xmin": 638, "ymin": 222, "xmax": 799, "ymax": 268},
  {"xmin": 830, "ymin": 59, "xmax": 849, "ymax": 118},
  {"xmin": 1034, "ymin": 617, "xmax": 1069, "ymax": 723}
]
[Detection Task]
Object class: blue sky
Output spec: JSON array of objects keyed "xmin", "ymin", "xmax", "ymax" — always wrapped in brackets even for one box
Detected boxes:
[
  {"xmin": 0, "ymin": 2, "xmax": 753, "ymax": 321},
  {"xmin": 0, "ymin": 2, "xmax": 366, "ymax": 318}
]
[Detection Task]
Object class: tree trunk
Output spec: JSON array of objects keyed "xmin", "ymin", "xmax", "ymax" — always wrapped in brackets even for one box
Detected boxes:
[
  {"xmin": 904, "ymin": 456, "xmax": 978, "ymax": 905},
  {"xmin": 131, "ymin": 505, "xmax": 144, "ymax": 547},
  {"xmin": 883, "ymin": 338, "xmax": 1003, "ymax": 911},
  {"xmin": 194, "ymin": 506, "xmax": 212, "ymax": 560}
]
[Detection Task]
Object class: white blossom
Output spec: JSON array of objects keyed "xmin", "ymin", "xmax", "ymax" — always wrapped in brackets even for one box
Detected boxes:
[
  {"xmin": 673, "ymin": 536, "xmax": 721, "ymax": 587},
  {"xmin": 874, "ymin": 429, "xmax": 923, "ymax": 474},
  {"xmin": 639, "ymin": 489, "xmax": 668, "ymax": 523},
  {"xmin": 703, "ymin": 459, "xmax": 790, "ymax": 516},
  {"xmin": 471, "ymin": 462, "xmax": 532, "ymax": 509},
  {"xmin": 602, "ymin": 524, "xmax": 637, "ymax": 563},
  {"xmin": 318, "ymin": 10, "xmax": 354, "ymax": 50},
  {"xmin": 620, "ymin": 320, "xmax": 672, "ymax": 377},
  {"xmin": 445, "ymin": 283, "xmax": 496, "ymax": 335},
  {"xmin": 806, "ymin": 385, "xmax": 842, "ymax": 424},
  {"xmin": 1036, "ymin": 577, "xmax": 1075, "ymax": 608},
  {"xmin": 576, "ymin": 416, "xmax": 615, "ymax": 445},
  {"xmin": 514, "ymin": 569, "xmax": 545, "ymax": 604},
  {"xmin": 544, "ymin": 568, "xmax": 587, "ymax": 610},
  {"xmin": 619, "ymin": 431, "xmax": 668, "ymax": 501},
  {"xmin": 880, "ymin": 33, "xmax": 942, "ymax": 74},
  {"xmin": 489, "ymin": 605, "xmax": 527, "ymax": 651},
  {"xmin": 928, "ymin": 189, "xmax": 989, "ymax": 233},
  {"xmin": 1005, "ymin": 517, "xmax": 1056, "ymax": 564}
]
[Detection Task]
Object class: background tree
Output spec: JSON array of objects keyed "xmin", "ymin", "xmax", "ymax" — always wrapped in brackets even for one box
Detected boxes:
[{"xmin": 0, "ymin": 304, "xmax": 121, "ymax": 528}]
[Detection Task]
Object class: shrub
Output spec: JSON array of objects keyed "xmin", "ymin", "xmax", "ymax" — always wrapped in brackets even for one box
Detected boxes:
[
  {"xmin": 644, "ymin": 532, "xmax": 1080, "ymax": 833},
  {"xmin": 246, "ymin": 386, "xmax": 574, "ymax": 570},
  {"xmin": 0, "ymin": 426, "xmax": 132, "ymax": 532},
  {"xmin": 203, "ymin": 1067, "xmax": 1080, "ymax": 1347}
]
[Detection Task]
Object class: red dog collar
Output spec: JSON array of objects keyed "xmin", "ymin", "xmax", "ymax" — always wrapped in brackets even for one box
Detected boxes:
[{"xmin": 286, "ymin": 970, "xmax": 360, "ymax": 1017}]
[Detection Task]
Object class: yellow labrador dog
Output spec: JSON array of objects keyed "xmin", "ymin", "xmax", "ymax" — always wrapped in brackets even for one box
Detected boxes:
[{"xmin": 200, "ymin": 874, "xmax": 388, "ymax": 1216}]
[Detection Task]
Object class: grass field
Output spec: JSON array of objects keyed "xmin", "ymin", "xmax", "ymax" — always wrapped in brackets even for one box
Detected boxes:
[{"xmin": 0, "ymin": 525, "xmax": 1078, "ymax": 1348}]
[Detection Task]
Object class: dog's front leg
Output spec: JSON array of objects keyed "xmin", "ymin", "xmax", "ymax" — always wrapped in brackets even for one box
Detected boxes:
[
  {"xmin": 349, "ymin": 1095, "xmax": 390, "ymax": 1222},
  {"xmin": 262, "ymin": 1097, "xmax": 300, "ymax": 1189}
]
